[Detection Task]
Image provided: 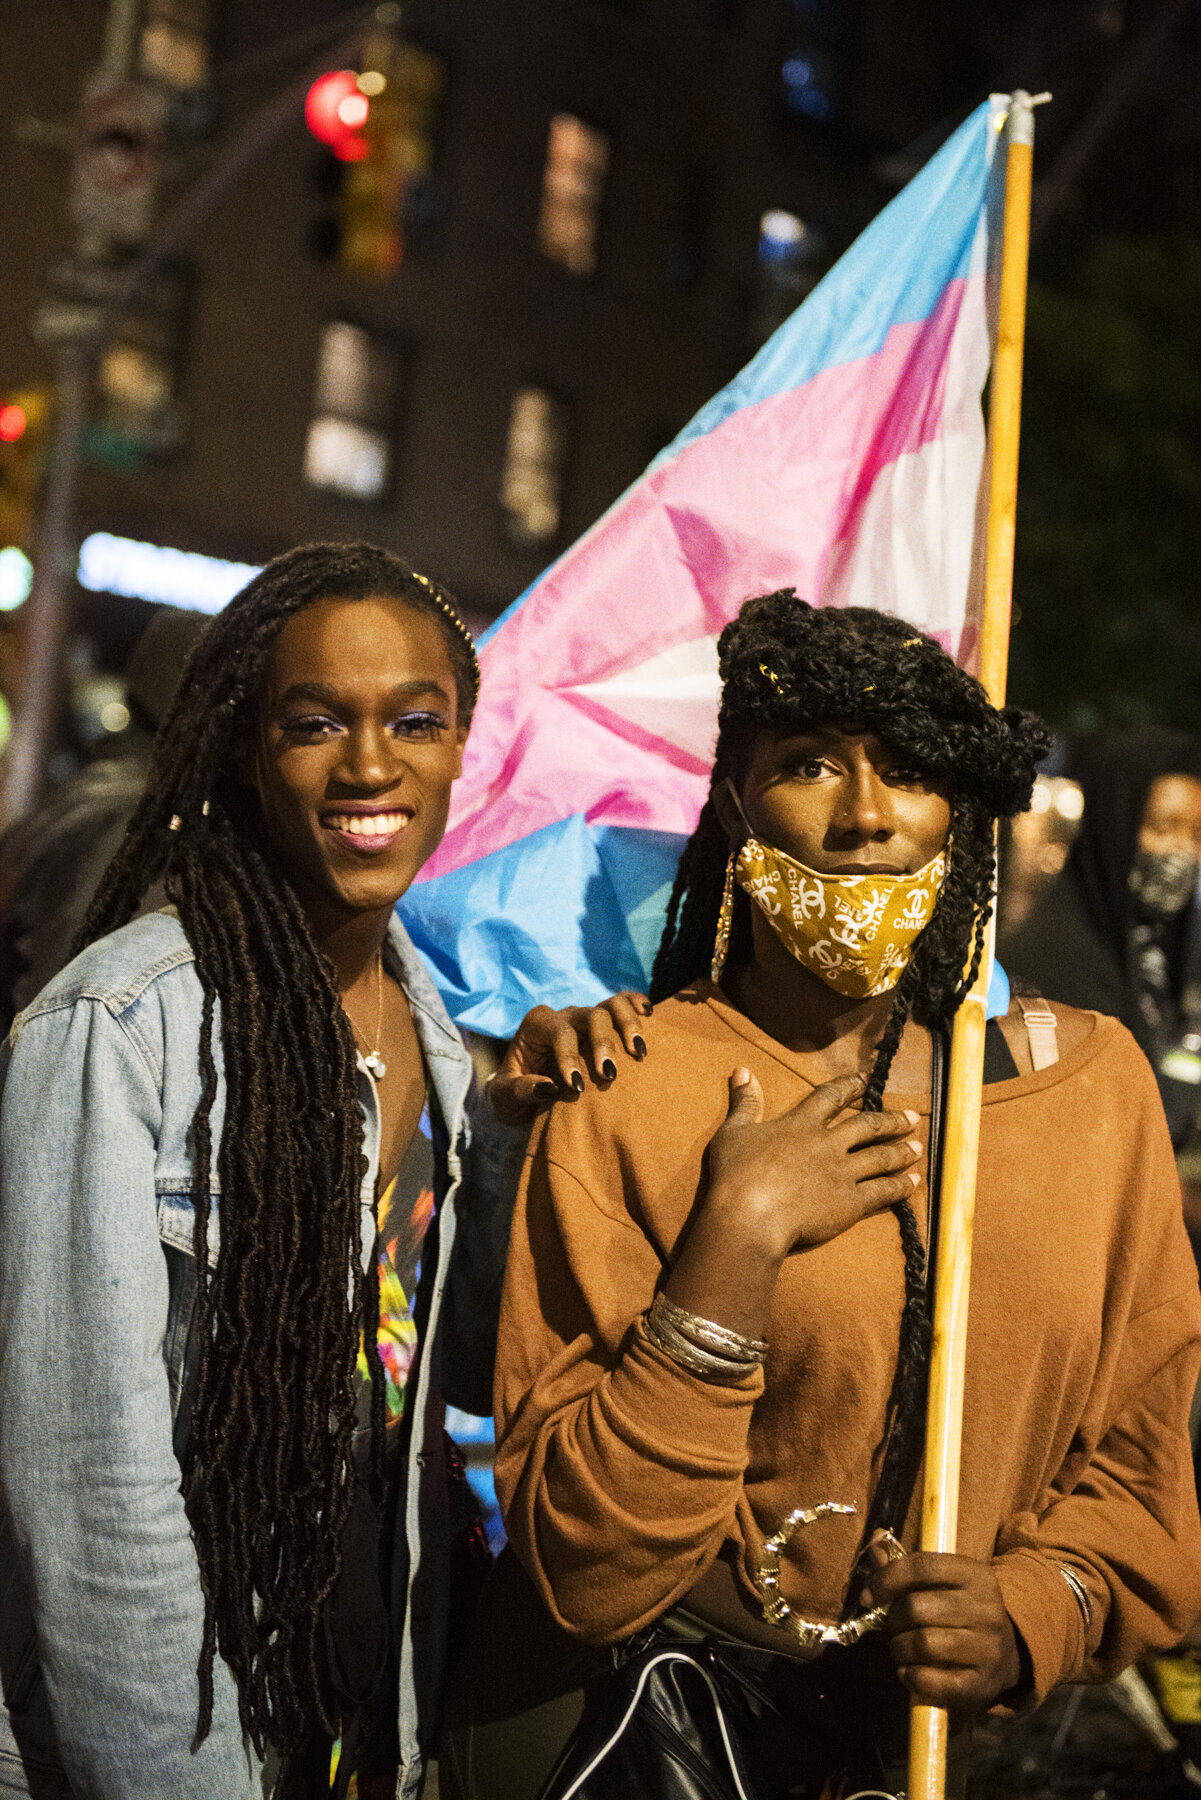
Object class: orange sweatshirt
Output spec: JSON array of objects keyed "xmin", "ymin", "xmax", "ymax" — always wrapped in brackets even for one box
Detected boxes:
[{"xmin": 494, "ymin": 982, "xmax": 1201, "ymax": 1702}]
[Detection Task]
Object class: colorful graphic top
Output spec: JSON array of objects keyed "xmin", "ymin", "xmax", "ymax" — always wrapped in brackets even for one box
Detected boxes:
[{"xmin": 355, "ymin": 1094, "xmax": 436, "ymax": 1451}]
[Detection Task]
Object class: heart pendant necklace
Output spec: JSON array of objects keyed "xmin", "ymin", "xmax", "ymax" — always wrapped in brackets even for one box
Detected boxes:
[{"xmin": 349, "ymin": 951, "xmax": 387, "ymax": 1082}]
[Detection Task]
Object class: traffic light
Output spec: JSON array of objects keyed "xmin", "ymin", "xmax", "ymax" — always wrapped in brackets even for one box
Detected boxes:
[
  {"xmin": 0, "ymin": 388, "xmax": 51, "ymax": 557},
  {"xmin": 338, "ymin": 73, "xmax": 405, "ymax": 280},
  {"xmin": 304, "ymin": 37, "xmax": 444, "ymax": 280},
  {"xmin": 304, "ymin": 70, "xmax": 371, "ymax": 164}
]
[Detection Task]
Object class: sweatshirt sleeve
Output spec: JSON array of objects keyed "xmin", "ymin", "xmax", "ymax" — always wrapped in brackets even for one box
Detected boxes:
[
  {"xmin": 493, "ymin": 1134, "xmax": 761, "ymax": 1645},
  {"xmin": 0, "ymin": 999, "xmax": 256, "ymax": 1799},
  {"xmin": 991, "ymin": 1043, "xmax": 1201, "ymax": 1703},
  {"xmin": 993, "ymin": 1284, "xmax": 1201, "ymax": 1703}
]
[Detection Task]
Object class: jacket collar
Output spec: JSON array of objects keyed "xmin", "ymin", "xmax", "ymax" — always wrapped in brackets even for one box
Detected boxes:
[
  {"xmin": 383, "ymin": 913, "xmax": 466, "ymax": 1054},
  {"xmin": 381, "ymin": 914, "xmax": 473, "ymax": 1155}
]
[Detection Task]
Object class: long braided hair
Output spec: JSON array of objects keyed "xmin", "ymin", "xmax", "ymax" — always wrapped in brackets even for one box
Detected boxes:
[
  {"xmin": 76, "ymin": 543, "xmax": 479, "ymax": 1764},
  {"xmin": 651, "ymin": 594, "xmax": 1049, "ymax": 1532}
]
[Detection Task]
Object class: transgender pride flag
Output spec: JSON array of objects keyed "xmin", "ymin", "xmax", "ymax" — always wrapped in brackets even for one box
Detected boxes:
[{"xmin": 401, "ymin": 97, "xmax": 1006, "ymax": 1037}]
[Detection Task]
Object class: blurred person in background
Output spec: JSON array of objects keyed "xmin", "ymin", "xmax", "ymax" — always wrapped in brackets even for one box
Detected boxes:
[
  {"xmin": 1003, "ymin": 730, "xmax": 1201, "ymax": 1738},
  {"xmin": 995, "ymin": 770, "xmax": 1082, "ymax": 940},
  {"xmin": 1001, "ymin": 730, "xmax": 1201, "ymax": 1162},
  {"xmin": 0, "ymin": 606, "xmax": 209, "ymax": 1033}
]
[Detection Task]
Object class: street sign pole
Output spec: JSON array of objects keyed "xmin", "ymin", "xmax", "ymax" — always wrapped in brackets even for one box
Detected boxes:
[
  {"xmin": 0, "ymin": 350, "xmax": 90, "ymax": 824},
  {"xmin": 0, "ymin": 3, "xmax": 379, "ymax": 829},
  {"xmin": 1, "ymin": 0, "xmax": 157, "ymax": 828}
]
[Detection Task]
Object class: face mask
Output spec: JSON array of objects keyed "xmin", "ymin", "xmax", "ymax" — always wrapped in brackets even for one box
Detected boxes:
[
  {"xmin": 1128, "ymin": 848, "xmax": 1199, "ymax": 919},
  {"xmin": 733, "ymin": 836, "xmax": 947, "ymax": 999}
]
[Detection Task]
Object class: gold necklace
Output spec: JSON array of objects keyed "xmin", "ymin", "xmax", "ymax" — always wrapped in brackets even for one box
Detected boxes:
[
  {"xmin": 751, "ymin": 1505, "xmax": 905, "ymax": 1650},
  {"xmin": 347, "ymin": 951, "xmax": 387, "ymax": 1082}
]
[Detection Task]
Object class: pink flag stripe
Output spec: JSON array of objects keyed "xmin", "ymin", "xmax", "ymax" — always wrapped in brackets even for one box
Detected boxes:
[{"xmin": 423, "ymin": 276, "xmax": 978, "ymax": 882}]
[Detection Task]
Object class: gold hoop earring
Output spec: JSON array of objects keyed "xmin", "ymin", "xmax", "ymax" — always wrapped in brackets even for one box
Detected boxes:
[{"xmin": 710, "ymin": 851, "xmax": 736, "ymax": 984}]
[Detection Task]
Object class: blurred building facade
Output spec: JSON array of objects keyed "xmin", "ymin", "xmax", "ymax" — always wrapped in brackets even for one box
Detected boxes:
[{"xmin": 0, "ymin": 0, "xmax": 1198, "ymax": 681}]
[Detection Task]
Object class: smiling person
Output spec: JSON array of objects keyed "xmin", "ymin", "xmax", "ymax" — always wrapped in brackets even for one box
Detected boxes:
[
  {"xmin": 0, "ymin": 543, "xmax": 647, "ymax": 1800},
  {"xmin": 453, "ymin": 595, "xmax": 1201, "ymax": 1800}
]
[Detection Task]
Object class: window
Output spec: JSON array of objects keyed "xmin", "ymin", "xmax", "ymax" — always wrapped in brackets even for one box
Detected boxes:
[
  {"xmin": 100, "ymin": 343, "xmax": 172, "ymax": 412},
  {"xmin": 752, "ymin": 209, "xmax": 825, "ymax": 344},
  {"xmin": 140, "ymin": 0, "xmax": 211, "ymax": 91},
  {"xmin": 303, "ymin": 321, "xmax": 399, "ymax": 502},
  {"xmin": 779, "ymin": 0, "xmax": 861, "ymax": 125},
  {"xmin": 537, "ymin": 114, "xmax": 609, "ymax": 276},
  {"xmin": 501, "ymin": 387, "xmax": 568, "ymax": 546},
  {"xmin": 781, "ymin": 49, "xmax": 841, "ymax": 121},
  {"xmin": 87, "ymin": 261, "xmax": 190, "ymax": 465},
  {"xmin": 305, "ymin": 418, "xmax": 389, "ymax": 503}
]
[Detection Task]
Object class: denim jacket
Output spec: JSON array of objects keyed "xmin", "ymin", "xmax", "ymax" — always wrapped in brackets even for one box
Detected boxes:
[{"xmin": 0, "ymin": 909, "xmax": 524, "ymax": 1800}]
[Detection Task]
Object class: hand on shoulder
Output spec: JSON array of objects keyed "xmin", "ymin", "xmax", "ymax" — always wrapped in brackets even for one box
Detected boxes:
[{"xmin": 488, "ymin": 992, "xmax": 653, "ymax": 1125}]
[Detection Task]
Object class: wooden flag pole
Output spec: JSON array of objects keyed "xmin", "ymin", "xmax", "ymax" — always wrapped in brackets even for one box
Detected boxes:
[{"xmin": 906, "ymin": 87, "xmax": 1046, "ymax": 1800}]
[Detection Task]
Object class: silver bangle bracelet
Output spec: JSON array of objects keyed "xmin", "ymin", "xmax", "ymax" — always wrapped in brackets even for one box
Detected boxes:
[
  {"xmin": 650, "ymin": 1292, "xmax": 768, "ymax": 1362},
  {"xmin": 644, "ymin": 1295, "xmax": 766, "ymax": 1386},
  {"xmin": 1057, "ymin": 1563, "xmax": 1092, "ymax": 1629},
  {"xmin": 644, "ymin": 1313, "xmax": 750, "ymax": 1385}
]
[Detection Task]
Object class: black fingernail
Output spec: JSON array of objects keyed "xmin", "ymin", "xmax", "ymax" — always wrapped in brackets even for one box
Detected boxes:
[
  {"xmin": 633, "ymin": 1036, "xmax": 647, "ymax": 1060},
  {"xmin": 570, "ymin": 1070, "xmax": 584, "ymax": 1093},
  {"xmin": 533, "ymin": 1079, "xmax": 558, "ymax": 1100},
  {"xmin": 601, "ymin": 1058, "xmax": 617, "ymax": 1081}
]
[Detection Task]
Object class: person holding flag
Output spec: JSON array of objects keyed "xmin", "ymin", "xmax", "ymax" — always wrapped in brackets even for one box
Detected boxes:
[
  {"xmin": 457, "ymin": 594, "xmax": 1201, "ymax": 1800},
  {"xmin": 411, "ymin": 85, "xmax": 1191, "ymax": 1800}
]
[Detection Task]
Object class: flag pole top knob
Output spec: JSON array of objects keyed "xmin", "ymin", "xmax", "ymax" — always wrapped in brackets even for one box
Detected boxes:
[{"xmin": 1006, "ymin": 89, "xmax": 1053, "ymax": 145}]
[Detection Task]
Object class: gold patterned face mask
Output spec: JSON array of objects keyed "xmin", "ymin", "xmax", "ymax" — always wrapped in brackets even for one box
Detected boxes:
[{"xmin": 734, "ymin": 836, "xmax": 946, "ymax": 999}]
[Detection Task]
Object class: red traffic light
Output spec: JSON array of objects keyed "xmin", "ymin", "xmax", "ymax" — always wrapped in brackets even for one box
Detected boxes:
[
  {"xmin": 0, "ymin": 404, "xmax": 27, "ymax": 443},
  {"xmin": 305, "ymin": 70, "xmax": 371, "ymax": 163}
]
